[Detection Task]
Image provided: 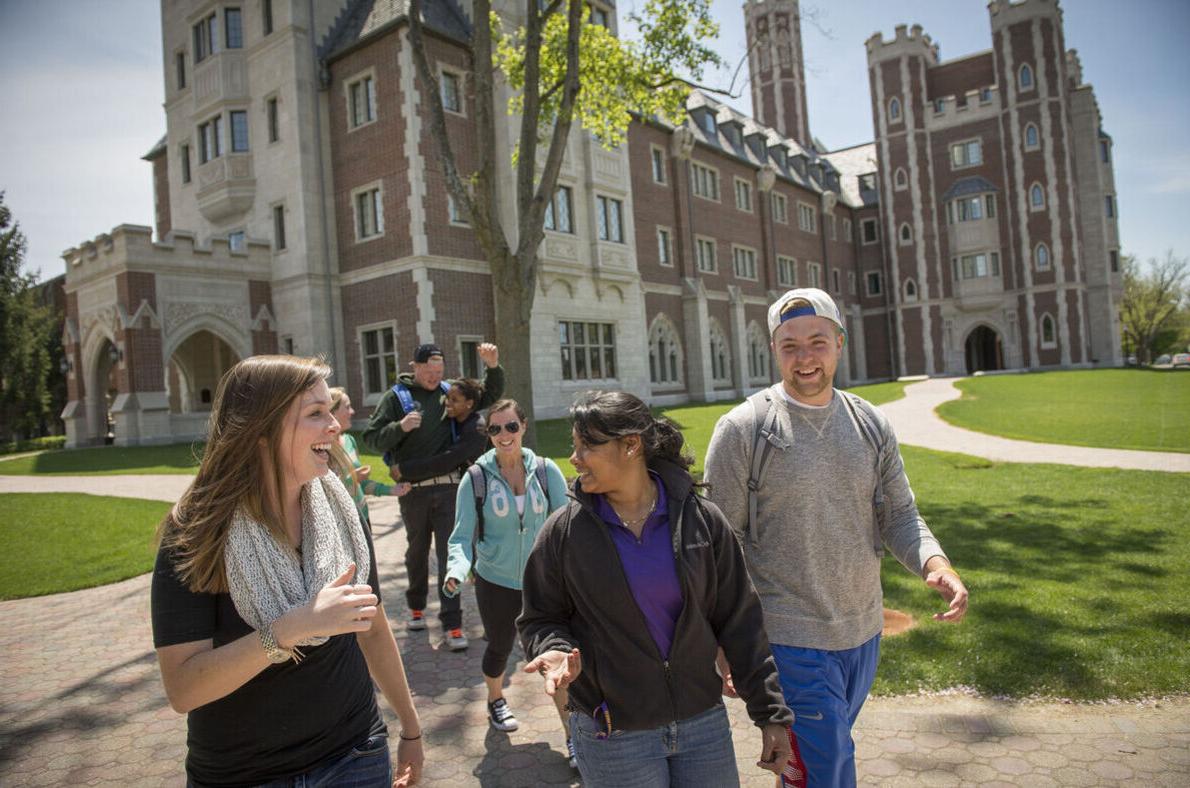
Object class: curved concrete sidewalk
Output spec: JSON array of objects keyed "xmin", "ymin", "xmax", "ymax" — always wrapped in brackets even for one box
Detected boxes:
[
  {"xmin": 881, "ymin": 377, "xmax": 1190, "ymax": 473},
  {"xmin": 0, "ymin": 474, "xmax": 192, "ymax": 501}
]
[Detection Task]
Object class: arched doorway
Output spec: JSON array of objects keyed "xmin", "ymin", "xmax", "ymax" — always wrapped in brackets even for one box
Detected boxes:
[
  {"xmin": 83, "ymin": 338, "xmax": 120, "ymax": 446},
  {"xmin": 965, "ymin": 325, "xmax": 1004, "ymax": 375},
  {"xmin": 167, "ymin": 330, "xmax": 241, "ymax": 437}
]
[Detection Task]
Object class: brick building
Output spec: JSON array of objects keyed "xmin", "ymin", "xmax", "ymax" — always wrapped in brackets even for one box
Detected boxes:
[{"xmin": 59, "ymin": 0, "xmax": 1120, "ymax": 447}]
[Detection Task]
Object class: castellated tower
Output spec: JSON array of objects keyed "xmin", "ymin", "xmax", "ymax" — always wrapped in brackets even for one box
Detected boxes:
[{"xmin": 744, "ymin": 0, "xmax": 811, "ymax": 150}]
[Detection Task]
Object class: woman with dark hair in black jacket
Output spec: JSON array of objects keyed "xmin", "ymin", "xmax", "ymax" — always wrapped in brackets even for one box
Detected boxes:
[{"xmin": 518, "ymin": 390, "xmax": 793, "ymax": 787}]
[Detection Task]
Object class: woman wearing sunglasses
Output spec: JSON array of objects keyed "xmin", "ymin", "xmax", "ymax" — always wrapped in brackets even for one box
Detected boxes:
[
  {"xmin": 441, "ymin": 399, "xmax": 575, "ymax": 763},
  {"xmin": 518, "ymin": 391, "xmax": 793, "ymax": 787}
]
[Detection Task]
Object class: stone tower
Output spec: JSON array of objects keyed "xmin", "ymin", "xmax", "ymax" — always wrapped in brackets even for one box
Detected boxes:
[{"xmin": 744, "ymin": 0, "xmax": 811, "ymax": 149}]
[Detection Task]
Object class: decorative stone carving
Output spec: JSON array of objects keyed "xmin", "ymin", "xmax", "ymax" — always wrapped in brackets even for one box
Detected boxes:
[
  {"xmin": 164, "ymin": 301, "xmax": 249, "ymax": 336},
  {"xmin": 545, "ymin": 238, "xmax": 579, "ymax": 261},
  {"xmin": 671, "ymin": 127, "xmax": 696, "ymax": 160},
  {"xmin": 757, "ymin": 163, "xmax": 777, "ymax": 192}
]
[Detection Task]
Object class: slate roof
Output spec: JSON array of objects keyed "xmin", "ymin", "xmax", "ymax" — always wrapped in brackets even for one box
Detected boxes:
[
  {"xmin": 141, "ymin": 135, "xmax": 167, "ymax": 161},
  {"xmin": 820, "ymin": 143, "xmax": 880, "ymax": 208},
  {"xmin": 320, "ymin": 0, "xmax": 471, "ymax": 62}
]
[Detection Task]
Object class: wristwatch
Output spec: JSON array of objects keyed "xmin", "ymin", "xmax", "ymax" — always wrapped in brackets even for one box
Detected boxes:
[{"xmin": 259, "ymin": 622, "xmax": 293, "ymax": 664}]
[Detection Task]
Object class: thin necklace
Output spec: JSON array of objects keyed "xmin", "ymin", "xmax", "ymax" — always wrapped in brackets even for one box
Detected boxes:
[{"xmin": 612, "ymin": 494, "xmax": 657, "ymax": 530}]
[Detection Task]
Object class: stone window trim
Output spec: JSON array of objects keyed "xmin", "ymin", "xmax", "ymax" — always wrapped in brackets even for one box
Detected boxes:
[
  {"xmin": 1109, "ymin": 248, "xmax": 1120, "ymax": 273},
  {"xmin": 865, "ymin": 270, "xmax": 883, "ymax": 297},
  {"xmin": 558, "ymin": 320, "xmax": 618, "ymax": 382},
  {"xmin": 448, "ymin": 194, "xmax": 470, "ymax": 226},
  {"xmin": 1034, "ymin": 242, "xmax": 1051, "ymax": 272},
  {"xmin": 826, "ymin": 214, "xmax": 837, "ymax": 241},
  {"xmin": 648, "ymin": 314, "xmax": 684, "ymax": 388},
  {"xmin": 806, "ymin": 261, "xmax": 823, "ymax": 289},
  {"xmin": 776, "ymin": 255, "xmax": 797, "ymax": 288},
  {"xmin": 843, "ymin": 218, "xmax": 853, "ymax": 244},
  {"xmin": 903, "ymin": 277, "xmax": 918, "ymax": 303},
  {"xmin": 797, "ymin": 201, "xmax": 817, "ymax": 235},
  {"xmin": 898, "ymin": 222, "xmax": 913, "ymax": 246},
  {"xmin": 650, "ymin": 145, "xmax": 668, "ymax": 185},
  {"xmin": 180, "ymin": 143, "xmax": 192, "ymax": 185},
  {"xmin": 888, "ymin": 96, "xmax": 902, "ymax": 124},
  {"xmin": 690, "ymin": 160, "xmax": 720, "ymax": 202},
  {"xmin": 1039, "ymin": 312, "xmax": 1057, "ymax": 349},
  {"xmin": 439, "ymin": 65, "xmax": 466, "ymax": 117},
  {"xmin": 861, "ymin": 217, "xmax": 879, "ymax": 245},
  {"xmin": 175, "ymin": 49, "xmax": 188, "ymax": 92},
  {"xmin": 708, "ymin": 319, "xmax": 731, "ymax": 383},
  {"xmin": 1029, "ymin": 182, "xmax": 1046, "ymax": 212},
  {"xmin": 771, "ymin": 192, "xmax": 788, "ymax": 224},
  {"xmin": 229, "ymin": 108, "xmax": 250, "ymax": 152},
  {"xmin": 694, "ymin": 235, "xmax": 718, "ymax": 274},
  {"xmin": 1105, "ymin": 194, "xmax": 1116, "ymax": 219},
  {"xmin": 1019, "ymin": 62, "xmax": 1035, "ymax": 93},
  {"xmin": 950, "ymin": 137, "xmax": 983, "ymax": 170},
  {"xmin": 265, "ymin": 93, "xmax": 281, "ymax": 145},
  {"xmin": 344, "ymin": 67, "xmax": 378, "ymax": 131},
  {"xmin": 544, "ymin": 184, "xmax": 575, "ymax": 234},
  {"xmin": 596, "ymin": 194, "xmax": 625, "ymax": 243},
  {"xmin": 734, "ymin": 177, "xmax": 753, "ymax": 213},
  {"xmin": 1024, "ymin": 122, "xmax": 1040, "ymax": 151},
  {"xmin": 745, "ymin": 321, "xmax": 771, "ymax": 384},
  {"xmin": 894, "ymin": 167, "xmax": 908, "ymax": 191},
  {"xmin": 351, "ymin": 180, "xmax": 385, "ymax": 243},
  {"xmin": 456, "ymin": 335, "xmax": 485, "ymax": 379},
  {"xmin": 731, "ymin": 244, "xmax": 759, "ymax": 281},
  {"xmin": 271, "ymin": 201, "xmax": 287, "ymax": 252},
  {"xmin": 656, "ymin": 226, "xmax": 674, "ymax": 267},
  {"xmin": 357, "ymin": 320, "xmax": 400, "ymax": 405},
  {"xmin": 831, "ymin": 268, "xmax": 842, "ymax": 295}
]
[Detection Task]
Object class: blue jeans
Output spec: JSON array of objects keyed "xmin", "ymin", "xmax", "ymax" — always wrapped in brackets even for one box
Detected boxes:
[
  {"xmin": 772, "ymin": 635, "xmax": 881, "ymax": 788},
  {"xmin": 569, "ymin": 703, "xmax": 740, "ymax": 788},
  {"xmin": 252, "ymin": 733, "xmax": 392, "ymax": 788}
]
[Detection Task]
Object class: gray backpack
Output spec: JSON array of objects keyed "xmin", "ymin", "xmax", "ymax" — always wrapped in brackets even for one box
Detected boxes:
[
  {"xmin": 466, "ymin": 460, "xmax": 551, "ymax": 544},
  {"xmin": 744, "ymin": 388, "xmax": 887, "ymax": 548}
]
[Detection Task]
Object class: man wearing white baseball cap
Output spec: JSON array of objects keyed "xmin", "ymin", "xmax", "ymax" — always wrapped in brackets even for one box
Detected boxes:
[{"xmin": 704, "ymin": 287, "xmax": 968, "ymax": 787}]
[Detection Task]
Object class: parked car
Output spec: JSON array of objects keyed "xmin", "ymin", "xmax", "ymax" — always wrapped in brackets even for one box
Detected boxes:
[
  {"xmin": 1155, "ymin": 354, "xmax": 1172, "ymax": 365},
  {"xmin": 1172, "ymin": 353, "xmax": 1190, "ymax": 368}
]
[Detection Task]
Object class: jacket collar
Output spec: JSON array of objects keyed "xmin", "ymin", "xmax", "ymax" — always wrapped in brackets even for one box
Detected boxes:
[{"xmin": 569, "ymin": 458, "xmax": 693, "ymax": 516}]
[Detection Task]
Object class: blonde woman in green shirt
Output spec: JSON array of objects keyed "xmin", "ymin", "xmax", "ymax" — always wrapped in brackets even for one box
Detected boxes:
[{"xmin": 330, "ymin": 387, "xmax": 407, "ymax": 523}]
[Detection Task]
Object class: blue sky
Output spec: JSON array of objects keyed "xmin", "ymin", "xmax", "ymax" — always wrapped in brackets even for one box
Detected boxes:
[{"xmin": 2, "ymin": 0, "xmax": 1187, "ymax": 280}]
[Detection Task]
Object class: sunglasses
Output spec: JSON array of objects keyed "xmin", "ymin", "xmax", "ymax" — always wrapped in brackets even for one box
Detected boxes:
[{"xmin": 486, "ymin": 421, "xmax": 522, "ymax": 436}]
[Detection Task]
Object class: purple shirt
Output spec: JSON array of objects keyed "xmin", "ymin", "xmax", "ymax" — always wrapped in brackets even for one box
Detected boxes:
[{"xmin": 594, "ymin": 473, "xmax": 683, "ymax": 659}]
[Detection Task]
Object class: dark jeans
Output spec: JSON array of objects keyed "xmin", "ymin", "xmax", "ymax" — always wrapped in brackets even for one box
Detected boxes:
[
  {"xmin": 400, "ymin": 484, "xmax": 461, "ymax": 629},
  {"xmin": 187, "ymin": 734, "xmax": 391, "ymax": 788},
  {"xmin": 474, "ymin": 570, "xmax": 522, "ymax": 678}
]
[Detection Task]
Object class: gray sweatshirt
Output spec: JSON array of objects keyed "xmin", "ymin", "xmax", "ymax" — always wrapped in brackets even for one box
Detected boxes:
[{"xmin": 704, "ymin": 386, "xmax": 945, "ymax": 651}]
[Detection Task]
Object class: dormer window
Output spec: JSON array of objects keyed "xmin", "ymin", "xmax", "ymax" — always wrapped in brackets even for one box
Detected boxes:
[{"xmin": 702, "ymin": 112, "xmax": 716, "ymax": 136}]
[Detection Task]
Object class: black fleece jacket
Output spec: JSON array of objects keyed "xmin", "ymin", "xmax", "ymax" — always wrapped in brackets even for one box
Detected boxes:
[{"xmin": 518, "ymin": 458, "xmax": 793, "ymax": 732}]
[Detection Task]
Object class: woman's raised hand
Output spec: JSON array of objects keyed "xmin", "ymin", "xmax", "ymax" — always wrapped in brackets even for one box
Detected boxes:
[
  {"xmin": 523, "ymin": 648, "xmax": 582, "ymax": 696},
  {"xmin": 275, "ymin": 563, "xmax": 378, "ymax": 646}
]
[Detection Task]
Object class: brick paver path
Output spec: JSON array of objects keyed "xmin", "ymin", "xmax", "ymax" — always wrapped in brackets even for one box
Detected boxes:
[{"xmin": 2, "ymin": 493, "xmax": 1188, "ymax": 786}]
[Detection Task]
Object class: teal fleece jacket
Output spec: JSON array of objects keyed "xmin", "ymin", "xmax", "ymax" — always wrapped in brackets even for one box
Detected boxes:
[{"xmin": 443, "ymin": 448, "xmax": 568, "ymax": 593}]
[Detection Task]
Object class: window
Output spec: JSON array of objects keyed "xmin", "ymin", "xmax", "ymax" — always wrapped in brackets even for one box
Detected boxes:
[
  {"xmin": 955, "ymin": 252, "xmax": 1001, "ymax": 280},
  {"xmin": 1105, "ymin": 194, "xmax": 1115, "ymax": 218},
  {"xmin": 690, "ymin": 162, "xmax": 719, "ymax": 201},
  {"xmin": 894, "ymin": 168, "xmax": 907, "ymax": 190},
  {"xmin": 657, "ymin": 227, "xmax": 672, "ymax": 266},
  {"xmin": 1019, "ymin": 63, "xmax": 1034, "ymax": 91},
  {"xmin": 777, "ymin": 255, "xmax": 796, "ymax": 287},
  {"xmin": 1035, "ymin": 242, "xmax": 1051, "ymax": 271},
  {"xmin": 596, "ymin": 195, "xmax": 624, "ymax": 243},
  {"xmin": 263, "ymin": 0, "xmax": 274, "ymax": 35},
  {"xmin": 950, "ymin": 139, "xmax": 982, "ymax": 168},
  {"xmin": 888, "ymin": 96, "xmax": 902, "ymax": 123},
  {"xmin": 228, "ymin": 231, "xmax": 245, "ymax": 252},
  {"xmin": 797, "ymin": 202, "xmax": 817, "ymax": 234},
  {"xmin": 180, "ymin": 144, "xmax": 191, "ymax": 184},
  {"xmin": 1109, "ymin": 249, "xmax": 1119, "ymax": 273},
  {"xmin": 648, "ymin": 317, "xmax": 682, "ymax": 385},
  {"xmin": 701, "ymin": 112, "xmax": 716, "ymax": 136},
  {"xmin": 934, "ymin": 98, "xmax": 945, "ymax": 115},
  {"xmin": 695, "ymin": 237, "xmax": 717, "ymax": 273},
  {"xmin": 947, "ymin": 194, "xmax": 995, "ymax": 224},
  {"xmin": 861, "ymin": 218, "xmax": 879, "ymax": 244},
  {"xmin": 859, "ymin": 173, "xmax": 877, "ymax": 192},
  {"xmin": 273, "ymin": 204, "xmax": 286, "ymax": 250},
  {"xmin": 175, "ymin": 51, "xmax": 186, "ymax": 90},
  {"xmin": 559, "ymin": 321, "xmax": 616, "ymax": 381},
  {"xmin": 281, "ymin": 335, "xmax": 294, "ymax": 355},
  {"xmin": 1024, "ymin": 123, "xmax": 1039, "ymax": 150},
  {"xmin": 590, "ymin": 6, "xmax": 609, "ymax": 27},
  {"xmin": 732, "ymin": 246, "xmax": 757, "ymax": 280},
  {"xmin": 734, "ymin": 178, "xmax": 752, "ymax": 212},
  {"xmin": 229, "ymin": 110, "xmax": 249, "ymax": 151},
  {"xmin": 361, "ymin": 325, "xmax": 398, "ymax": 396},
  {"xmin": 348, "ymin": 75, "xmax": 376, "ymax": 128},
  {"xmin": 843, "ymin": 218, "xmax": 852, "ymax": 243},
  {"xmin": 772, "ymin": 192, "xmax": 788, "ymax": 223},
  {"xmin": 224, "ymin": 8, "xmax": 243, "ymax": 49},
  {"xmin": 441, "ymin": 71, "xmax": 462, "ymax": 114},
  {"xmin": 746, "ymin": 322, "xmax": 770, "ymax": 381},
  {"xmin": 198, "ymin": 115, "xmax": 223, "ymax": 163},
  {"xmin": 458, "ymin": 337, "xmax": 483, "ymax": 379},
  {"xmin": 899, "ymin": 223, "xmax": 912, "ymax": 245},
  {"xmin": 448, "ymin": 195, "xmax": 469, "ymax": 225},
  {"xmin": 827, "ymin": 215, "xmax": 837, "ymax": 241},
  {"xmin": 355, "ymin": 186, "xmax": 383, "ymax": 240},
  {"xmin": 267, "ymin": 97, "xmax": 279, "ymax": 143},
  {"xmin": 904, "ymin": 278, "xmax": 918, "ymax": 302},
  {"xmin": 651, "ymin": 146, "xmax": 666, "ymax": 184},
  {"xmin": 848, "ymin": 271, "xmax": 856, "ymax": 295},
  {"xmin": 866, "ymin": 271, "xmax": 882, "ymax": 296},
  {"xmin": 980, "ymin": 87, "xmax": 992, "ymax": 104},
  {"xmin": 1040, "ymin": 313, "xmax": 1057, "ymax": 348},
  {"xmin": 831, "ymin": 269, "xmax": 841, "ymax": 294},
  {"xmin": 193, "ymin": 13, "xmax": 217, "ymax": 63},
  {"xmin": 806, "ymin": 262, "xmax": 822, "ymax": 288},
  {"xmin": 1030, "ymin": 183, "xmax": 1045, "ymax": 211},
  {"xmin": 709, "ymin": 321, "xmax": 730, "ymax": 382},
  {"xmin": 1100, "ymin": 140, "xmax": 1111, "ymax": 163},
  {"xmin": 544, "ymin": 185, "xmax": 574, "ymax": 233}
]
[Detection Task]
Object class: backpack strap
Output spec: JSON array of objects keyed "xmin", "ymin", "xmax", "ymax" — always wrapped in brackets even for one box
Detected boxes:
[
  {"xmin": 467, "ymin": 464, "xmax": 487, "ymax": 545},
  {"xmin": 391, "ymin": 383, "xmax": 415, "ymax": 415},
  {"xmin": 745, "ymin": 388, "xmax": 787, "ymax": 548},
  {"xmin": 840, "ymin": 392, "xmax": 888, "ymax": 553},
  {"xmin": 533, "ymin": 458, "xmax": 550, "ymax": 511}
]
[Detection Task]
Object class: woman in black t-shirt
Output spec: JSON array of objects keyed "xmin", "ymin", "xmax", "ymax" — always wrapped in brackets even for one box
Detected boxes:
[{"xmin": 151, "ymin": 355, "xmax": 423, "ymax": 787}]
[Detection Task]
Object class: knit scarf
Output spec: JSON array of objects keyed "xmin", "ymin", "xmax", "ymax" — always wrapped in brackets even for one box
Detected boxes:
[{"xmin": 224, "ymin": 471, "xmax": 372, "ymax": 652}]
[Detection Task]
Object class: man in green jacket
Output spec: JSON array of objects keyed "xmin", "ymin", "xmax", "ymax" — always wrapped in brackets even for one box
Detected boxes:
[{"xmin": 363, "ymin": 342, "xmax": 504, "ymax": 650}]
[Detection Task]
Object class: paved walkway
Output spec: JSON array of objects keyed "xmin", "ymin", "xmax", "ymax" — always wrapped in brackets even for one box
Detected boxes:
[
  {"xmin": 1, "ymin": 492, "xmax": 1188, "ymax": 786},
  {"xmin": 881, "ymin": 377, "xmax": 1190, "ymax": 473}
]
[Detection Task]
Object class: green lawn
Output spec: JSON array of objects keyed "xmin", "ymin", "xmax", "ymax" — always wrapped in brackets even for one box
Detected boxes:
[
  {"xmin": 938, "ymin": 369, "xmax": 1190, "ymax": 453},
  {"xmin": 0, "ymin": 442, "xmax": 204, "ymax": 476},
  {"xmin": 0, "ymin": 493, "xmax": 172, "ymax": 600},
  {"xmin": 874, "ymin": 446, "xmax": 1190, "ymax": 699}
]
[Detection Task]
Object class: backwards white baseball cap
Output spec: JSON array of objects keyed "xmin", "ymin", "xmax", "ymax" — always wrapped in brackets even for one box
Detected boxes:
[{"xmin": 766, "ymin": 288, "xmax": 845, "ymax": 337}]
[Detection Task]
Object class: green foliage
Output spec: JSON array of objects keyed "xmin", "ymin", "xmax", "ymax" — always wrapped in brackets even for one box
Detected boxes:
[
  {"xmin": 496, "ymin": 0, "xmax": 722, "ymax": 150},
  {"xmin": 939, "ymin": 369, "xmax": 1190, "ymax": 453},
  {"xmin": 876, "ymin": 447, "xmax": 1190, "ymax": 699},
  {"xmin": 0, "ymin": 435, "xmax": 66, "ymax": 456},
  {"xmin": 0, "ymin": 193, "xmax": 57, "ymax": 441},
  {"xmin": 1119, "ymin": 251, "xmax": 1188, "ymax": 363},
  {"xmin": 0, "ymin": 493, "xmax": 172, "ymax": 599}
]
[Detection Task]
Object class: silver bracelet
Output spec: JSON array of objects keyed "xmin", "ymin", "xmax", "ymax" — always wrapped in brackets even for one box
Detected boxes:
[{"xmin": 259, "ymin": 623, "xmax": 295, "ymax": 664}]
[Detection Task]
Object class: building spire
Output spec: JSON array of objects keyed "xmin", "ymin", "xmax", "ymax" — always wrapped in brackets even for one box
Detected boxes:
[{"xmin": 744, "ymin": 0, "xmax": 811, "ymax": 149}]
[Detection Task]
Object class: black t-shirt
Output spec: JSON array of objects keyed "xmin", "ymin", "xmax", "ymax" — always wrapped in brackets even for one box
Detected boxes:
[{"xmin": 151, "ymin": 524, "xmax": 385, "ymax": 787}]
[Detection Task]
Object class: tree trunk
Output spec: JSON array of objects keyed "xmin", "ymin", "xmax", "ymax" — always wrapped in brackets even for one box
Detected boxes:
[{"xmin": 491, "ymin": 247, "xmax": 539, "ymax": 446}]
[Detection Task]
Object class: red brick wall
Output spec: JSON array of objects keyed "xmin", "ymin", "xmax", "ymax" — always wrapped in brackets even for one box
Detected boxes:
[
  {"xmin": 629, "ymin": 124, "xmax": 685, "ymax": 286},
  {"xmin": 429, "ymin": 269, "xmax": 495, "ymax": 376},
  {"xmin": 340, "ymin": 272, "xmax": 418, "ymax": 416},
  {"xmin": 927, "ymin": 52, "xmax": 995, "ymax": 101},
  {"xmin": 116, "ymin": 271, "xmax": 163, "ymax": 393}
]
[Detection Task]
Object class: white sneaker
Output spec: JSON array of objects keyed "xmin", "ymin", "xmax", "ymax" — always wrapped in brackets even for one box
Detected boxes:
[
  {"xmin": 488, "ymin": 698, "xmax": 518, "ymax": 732},
  {"xmin": 407, "ymin": 610, "xmax": 427, "ymax": 631},
  {"xmin": 567, "ymin": 737, "xmax": 578, "ymax": 770},
  {"xmin": 446, "ymin": 628, "xmax": 469, "ymax": 651}
]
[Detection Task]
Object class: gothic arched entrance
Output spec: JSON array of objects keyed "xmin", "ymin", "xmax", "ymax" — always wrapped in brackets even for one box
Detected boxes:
[
  {"xmin": 964, "ymin": 325, "xmax": 1004, "ymax": 375},
  {"xmin": 167, "ymin": 329, "xmax": 241, "ymax": 438}
]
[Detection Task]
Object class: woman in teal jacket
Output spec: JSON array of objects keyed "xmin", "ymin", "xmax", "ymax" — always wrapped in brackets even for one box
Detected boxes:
[{"xmin": 443, "ymin": 399, "xmax": 573, "ymax": 761}]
